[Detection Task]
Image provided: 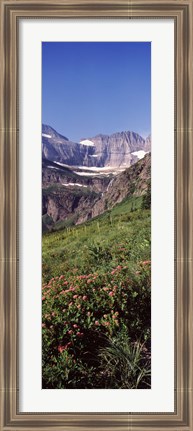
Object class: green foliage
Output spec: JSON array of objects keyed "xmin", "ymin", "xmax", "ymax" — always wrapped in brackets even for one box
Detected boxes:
[
  {"xmin": 42, "ymin": 261, "xmax": 151, "ymax": 388},
  {"xmin": 42, "ymin": 195, "xmax": 151, "ymax": 388},
  {"xmin": 42, "ymin": 213, "xmax": 53, "ymax": 226},
  {"xmin": 98, "ymin": 330, "xmax": 151, "ymax": 389}
]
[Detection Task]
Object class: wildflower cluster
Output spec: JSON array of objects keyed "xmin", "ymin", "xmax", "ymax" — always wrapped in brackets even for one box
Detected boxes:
[{"xmin": 42, "ymin": 261, "xmax": 151, "ymax": 389}]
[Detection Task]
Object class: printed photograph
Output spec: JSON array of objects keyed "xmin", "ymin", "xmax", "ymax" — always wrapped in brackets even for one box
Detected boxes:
[{"xmin": 42, "ymin": 42, "xmax": 151, "ymax": 389}]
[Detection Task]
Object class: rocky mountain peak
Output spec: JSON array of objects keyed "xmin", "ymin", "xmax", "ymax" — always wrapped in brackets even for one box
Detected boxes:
[
  {"xmin": 42, "ymin": 124, "xmax": 69, "ymax": 141},
  {"xmin": 42, "ymin": 124, "xmax": 151, "ymax": 168}
]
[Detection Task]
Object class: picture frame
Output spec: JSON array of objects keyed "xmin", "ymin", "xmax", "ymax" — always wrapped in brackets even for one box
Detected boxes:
[{"xmin": 0, "ymin": 0, "xmax": 192, "ymax": 430}]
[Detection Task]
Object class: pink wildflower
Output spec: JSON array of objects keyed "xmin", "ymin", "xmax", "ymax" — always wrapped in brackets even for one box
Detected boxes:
[
  {"xmin": 103, "ymin": 321, "xmax": 110, "ymax": 327},
  {"xmin": 58, "ymin": 345, "xmax": 65, "ymax": 353},
  {"xmin": 67, "ymin": 341, "xmax": 72, "ymax": 347},
  {"xmin": 87, "ymin": 279, "xmax": 92, "ymax": 284},
  {"xmin": 76, "ymin": 332, "xmax": 82, "ymax": 337},
  {"xmin": 68, "ymin": 330, "xmax": 73, "ymax": 335}
]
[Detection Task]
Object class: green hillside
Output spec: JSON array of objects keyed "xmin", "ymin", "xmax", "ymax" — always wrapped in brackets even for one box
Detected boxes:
[
  {"xmin": 42, "ymin": 195, "xmax": 149, "ymax": 282},
  {"xmin": 42, "ymin": 195, "xmax": 151, "ymax": 389}
]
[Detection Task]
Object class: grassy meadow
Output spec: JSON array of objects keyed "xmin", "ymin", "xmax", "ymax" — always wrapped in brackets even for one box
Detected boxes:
[{"xmin": 42, "ymin": 195, "xmax": 151, "ymax": 389}]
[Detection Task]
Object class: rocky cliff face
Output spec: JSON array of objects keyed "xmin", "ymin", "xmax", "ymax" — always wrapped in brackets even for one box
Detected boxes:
[
  {"xmin": 42, "ymin": 124, "xmax": 151, "ymax": 231},
  {"xmin": 42, "ymin": 159, "xmax": 112, "ymax": 230},
  {"xmin": 42, "ymin": 159, "xmax": 111, "ymax": 193},
  {"xmin": 42, "ymin": 153, "xmax": 151, "ymax": 230},
  {"xmin": 90, "ymin": 153, "xmax": 151, "ymax": 220},
  {"xmin": 144, "ymin": 134, "xmax": 151, "ymax": 152},
  {"xmin": 42, "ymin": 187, "xmax": 99, "ymax": 228},
  {"xmin": 83, "ymin": 131, "xmax": 146, "ymax": 167},
  {"xmin": 42, "ymin": 125, "xmax": 85, "ymax": 166},
  {"xmin": 42, "ymin": 124, "xmax": 151, "ymax": 169}
]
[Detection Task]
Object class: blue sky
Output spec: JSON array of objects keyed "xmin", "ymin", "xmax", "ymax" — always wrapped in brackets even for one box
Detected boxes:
[{"xmin": 42, "ymin": 42, "xmax": 151, "ymax": 142}]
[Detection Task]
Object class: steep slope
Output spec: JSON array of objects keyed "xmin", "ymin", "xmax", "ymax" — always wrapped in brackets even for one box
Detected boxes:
[
  {"xmin": 42, "ymin": 153, "xmax": 151, "ymax": 230},
  {"xmin": 85, "ymin": 153, "xmax": 151, "ymax": 221},
  {"xmin": 87, "ymin": 131, "xmax": 146, "ymax": 167},
  {"xmin": 42, "ymin": 124, "xmax": 86, "ymax": 166},
  {"xmin": 42, "ymin": 159, "xmax": 112, "ymax": 231},
  {"xmin": 144, "ymin": 134, "xmax": 151, "ymax": 152},
  {"xmin": 42, "ymin": 124, "xmax": 151, "ymax": 168}
]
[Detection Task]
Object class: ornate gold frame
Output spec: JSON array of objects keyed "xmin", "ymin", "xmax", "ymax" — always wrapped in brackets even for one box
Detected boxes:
[{"xmin": 0, "ymin": 1, "xmax": 193, "ymax": 430}]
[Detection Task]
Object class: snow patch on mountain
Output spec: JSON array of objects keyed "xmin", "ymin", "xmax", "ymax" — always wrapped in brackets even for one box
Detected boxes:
[
  {"xmin": 62, "ymin": 183, "xmax": 88, "ymax": 188},
  {"xmin": 79, "ymin": 139, "xmax": 95, "ymax": 147},
  {"xmin": 47, "ymin": 166, "xmax": 61, "ymax": 170},
  {"xmin": 42, "ymin": 133, "xmax": 52, "ymax": 138},
  {"xmin": 131, "ymin": 150, "xmax": 147, "ymax": 160}
]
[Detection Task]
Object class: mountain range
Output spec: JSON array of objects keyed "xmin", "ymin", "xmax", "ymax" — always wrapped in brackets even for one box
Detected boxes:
[
  {"xmin": 42, "ymin": 124, "xmax": 151, "ymax": 168},
  {"xmin": 42, "ymin": 124, "xmax": 151, "ymax": 231}
]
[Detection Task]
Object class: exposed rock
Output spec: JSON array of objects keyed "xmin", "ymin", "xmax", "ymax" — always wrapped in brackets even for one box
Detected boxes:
[
  {"xmin": 144, "ymin": 134, "xmax": 151, "ymax": 152},
  {"xmin": 42, "ymin": 186, "xmax": 100, "ymax": 228},
  {"xmin": 91, "ymin": 153, "xmax": 151, "ymax": 218},
  {"xmin": 42, "ymin": 153, "xmax": 151, "ymax": 230},
  {"xmin": 42, "ymin": 124, "xmax": 151, "ymax": 169}
]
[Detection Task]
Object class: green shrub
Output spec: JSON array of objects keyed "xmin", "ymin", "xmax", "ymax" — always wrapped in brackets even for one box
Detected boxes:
[
  {"xmin": 98, "ymin": 330, "xmax": 151, "ymax": 389},
  {"xmin": 42, "ymin": 261, "xmax": 151, "ymax": 388}
]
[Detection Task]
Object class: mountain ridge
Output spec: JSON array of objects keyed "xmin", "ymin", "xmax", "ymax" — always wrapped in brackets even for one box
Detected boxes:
[{"xmin": 42, "ymin": 124, "xmax": 151, "ymax": 168}]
